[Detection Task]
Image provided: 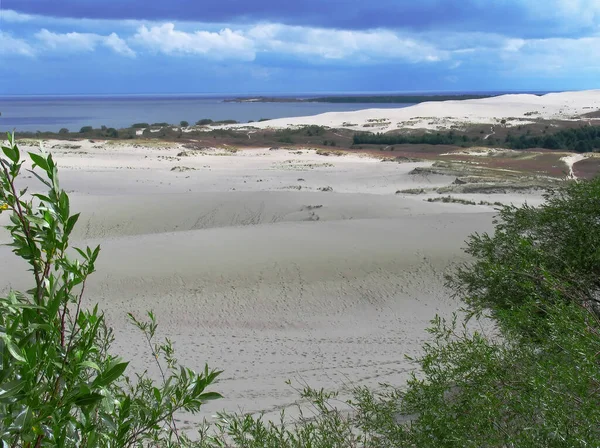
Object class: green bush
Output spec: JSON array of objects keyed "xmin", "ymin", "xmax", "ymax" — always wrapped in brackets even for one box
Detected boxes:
[
  {"xmin": 130, "ymin": 123, "xmax": 149, "ymax": 129},
  {"xmin": 449, "ymin": 178, "xmax": 600, "ymax": 330},
  {"xmin": 196, "ymin": 119, "xmax": 213, "ymax": 126},
  {"xmin": 0, "ymin": 133, "xmax": 221, "ymax": 447},
  {"xmin": 180, "ymin": 121, "xmax": 189, "ymax": 127},
  {"xmin": 198, "ymin": 178, "xmax": 600, "ymax": 447},
  {"xmin": 58, "ymin": 128, "xmax": 69, "ymax": 135},
  {"xmin": 79, "ymin": 126, "xmax": 93, "ymax": 134}
]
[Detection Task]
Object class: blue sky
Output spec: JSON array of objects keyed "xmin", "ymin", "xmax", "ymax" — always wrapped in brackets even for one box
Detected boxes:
[{"xmin": 1, "ymin": 0, "xmax": 600, "ymax": 95}]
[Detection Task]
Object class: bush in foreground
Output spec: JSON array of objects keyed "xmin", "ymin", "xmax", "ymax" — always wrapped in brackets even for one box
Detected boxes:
[{"xmin": 0, "ymin": 133, "xmax": 221, "ymax": 447}]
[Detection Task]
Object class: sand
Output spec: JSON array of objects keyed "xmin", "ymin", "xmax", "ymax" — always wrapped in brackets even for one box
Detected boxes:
[
  {"xmin": 223, "ymin": 90, "xmax": 600, "ymax": 132},
  {"xmin": 0, "ymin": 139, "xmax": 545, "ymax": 431},
  {"xmin": 560, "ymin": 153, "xmax": 588, "ymax": 179}
]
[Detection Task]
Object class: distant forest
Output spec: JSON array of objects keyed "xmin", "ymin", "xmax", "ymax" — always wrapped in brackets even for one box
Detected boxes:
[{"xmin": 353, "ymin": 125, "xmax": 600, "ymax": 153}]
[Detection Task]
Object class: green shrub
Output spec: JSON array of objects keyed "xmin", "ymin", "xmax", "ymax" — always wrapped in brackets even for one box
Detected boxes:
[
  {"xmin": 130, "ymin": 123, "xmax": 149, "ymax": 129},
  {"xmin": 79, "ymin": 126, "xmax": 93, "ymax": 134},
  {"xmin": 180, "ymin": 121, "xmax": 189, "ymax": 127},
  {"xmin": 58, "ymin": 128, "xmax": 69, "ymax": 135}
]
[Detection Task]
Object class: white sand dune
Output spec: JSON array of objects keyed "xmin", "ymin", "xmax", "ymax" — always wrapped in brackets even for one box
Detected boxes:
[
  {"xmin": 226, "ymin": 90, "xmax": 600, "ymax": 132},
  {"xmin": 1, "ymin": 139, "xmax": 541, "ymax": 428}
]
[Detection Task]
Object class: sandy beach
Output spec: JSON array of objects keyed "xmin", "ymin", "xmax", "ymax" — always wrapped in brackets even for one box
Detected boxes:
[{"xmin": 0, "ymin": 124, "xmax": 553, "ymax": 428}]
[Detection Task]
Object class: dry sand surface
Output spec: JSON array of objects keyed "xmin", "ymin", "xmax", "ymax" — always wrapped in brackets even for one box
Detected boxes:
[
  {"xmin": 224, "ymin": 90, "xmax": 600, "ymax": 132},
  {"xmin": 0, "ymin": 140, "xmax": 548, "ymax": 430}
]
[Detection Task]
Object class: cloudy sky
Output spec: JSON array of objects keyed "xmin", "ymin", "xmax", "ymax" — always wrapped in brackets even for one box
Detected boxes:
[{"xmin": 1, "ymin": 0, "xmax": 600, "ymax": 95}]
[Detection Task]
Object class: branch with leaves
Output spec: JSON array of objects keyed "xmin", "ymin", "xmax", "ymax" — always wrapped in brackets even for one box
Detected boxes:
[{"xmin": 0, "ymin": 133, "xmax": 221, "ymax": 447}]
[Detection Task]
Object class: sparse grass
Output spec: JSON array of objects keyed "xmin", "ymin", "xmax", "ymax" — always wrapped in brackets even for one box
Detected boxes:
[
  {"xmin": 170, "ymin": 166, "xmax": 197, "ymax": 172},
  {"xmin": 316, "ymin": 149, "xmax": 346, "ymax": 157},
  {"xmin": 396, "ymin": 188, "xmax": 427, "ymax": 195},
  {"xmin": 426, "ymin": 196, "xmax": 504, "ymax": 206},
  {"xmin": 275, "ymin": 161, "xmax": 334, "ymax": 171},
  {"xmin": 106, "ymin": 139, "xmax": 176, "ymax": 148},
  {"xmin": 427, "ymin": 196, "xmax": 478, "ymax": 205}
]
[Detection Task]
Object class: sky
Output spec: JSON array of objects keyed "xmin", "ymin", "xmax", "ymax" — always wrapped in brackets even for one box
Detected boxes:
[{"xmin": 1, "ymin": 0, "xmax": 600, "ymax": 95}]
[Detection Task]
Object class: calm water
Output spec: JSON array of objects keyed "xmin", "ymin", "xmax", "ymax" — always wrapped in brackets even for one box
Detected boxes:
[{"xmin": 0, "ymin": 95, "xmax": 414, "ymax": 133}]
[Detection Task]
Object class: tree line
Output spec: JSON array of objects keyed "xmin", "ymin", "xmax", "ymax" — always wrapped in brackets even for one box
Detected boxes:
[
  {"xmin": 353, "ymin": 130, "xmax": 472, "ymax": 146},
  {"xmin": 354, "ymin": 125, "xmax": 600, "ymax": 152}
]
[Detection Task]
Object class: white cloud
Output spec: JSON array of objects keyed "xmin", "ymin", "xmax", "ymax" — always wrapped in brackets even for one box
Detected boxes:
[
  {"xmin": 522, "ymin": 0, "xmax": 600, "ymax": 28},
  {"xmin": 36, "ymin": 29, "xmax": 98, "ymax": 52},
  {"xmin": 132, "ymin": 23, "xmax": 255, "ymax": 60},
  {"xmin": 129, "ymin": 22, "xmax": 445, "ymax": 63},
  {"xmin": 1, "ymin": 9, "xmax": 34, "ymax": 23},
  {"xmin": 0, "ymin": 32, "xmax": 35, "ymax": 56},
  {"xmin": 35, "ymin": 29, "xmax": 135, "ymax": 57},
  {"xmin": 247, "ymin": 24, "xmax": 447, "ymax": 62},
  {"xmin": 105, "ymin": 33, "xmax": 136, "ymax": 57},
  {"xmin": 498, "ymin": 35, "xmax": 600, "ymax": 72}
]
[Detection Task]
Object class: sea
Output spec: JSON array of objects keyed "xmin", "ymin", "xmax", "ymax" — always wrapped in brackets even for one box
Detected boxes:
[{"xmin": 0, "ymin": 94, "xmax": 415, "ymax": 133}]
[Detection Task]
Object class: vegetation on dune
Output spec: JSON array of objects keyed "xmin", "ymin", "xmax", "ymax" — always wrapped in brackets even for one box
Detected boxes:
[
  {"xmin": 353, "ymin": 130, "xmax": 475, "ymax": 146},
  {"xmin": 195, "ymin": 119, "xmax": 238, "ymax": 126},
  {"xmin": 1, "ymin": 132, "xmax": 599, "ymax": 446},
  {"xmin": 76, "ymin": 126, "xmax": 124, "ymax": 139},
  {"xmin": 504, "ymin": 125, "xmax": 600, "ymax": 151},
  {"xmin": 354, "ymin": 125, "xmax": 600, "ymax": 152}
]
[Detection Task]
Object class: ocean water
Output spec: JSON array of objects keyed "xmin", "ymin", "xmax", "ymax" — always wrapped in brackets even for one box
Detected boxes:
[{"xmin": 0, "ymin": 95, "xmax": 414, "ymax": 133}]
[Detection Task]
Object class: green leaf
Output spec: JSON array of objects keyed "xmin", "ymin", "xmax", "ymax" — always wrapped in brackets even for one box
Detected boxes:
[
  {"xmin": 29, "ymin": 153, "xmax": 49, "ymax": 173},
  {"xmin": 153, "ymin": 387, "xmax": 161, "ymax": 403},
  {"xmin": 65, "ymin": 213, "xmax": 80, "ymax": 236},
  {"xmin": 26, "ymin": 170, "xmax": 52, "ymax": 189},
  {"xmin": 74, "ymin": 247, "xmax": 88, "ymax": 260},
  {"xmin": 74, "ymin": 392, "xmax": 104, "ymax": 407},
  {"xmin": 92, "ymin": 362, "xmax": 128, "ymax": 388},
  {"xmin": 32, "ymin": 193, "xmax": 52, "ymax": 204},
  {"xmin": 51, "ymin": 166, "xmax": 59, "ymax": 192},
  {"xmin": 2, "ymin": 336, "xmax": 26, "ymax": 362},
  {"xmin": 13, "ymin": 407, "xmax": 33, "ymax": 430},
  {"xmin": 26, "ymin": 216, "xmax": 50, "ymax": 229},
  {"xmin": 59, "ymin": 191, "xmax": 70, "ymax": 222},
  {"xmin": 2, "ymin": 146, "xmax": 18, "ymax": 164},
  {"xmin": 198, "ymin": 392, "xmax": 222, "ymax": 402},
  {"xmin": 0, "ymin": 380, "xmax": 25, "ymax": 400},
  {"xmin": 80, "ymin": 360, "xmax": 101, "ymax": 371}
]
